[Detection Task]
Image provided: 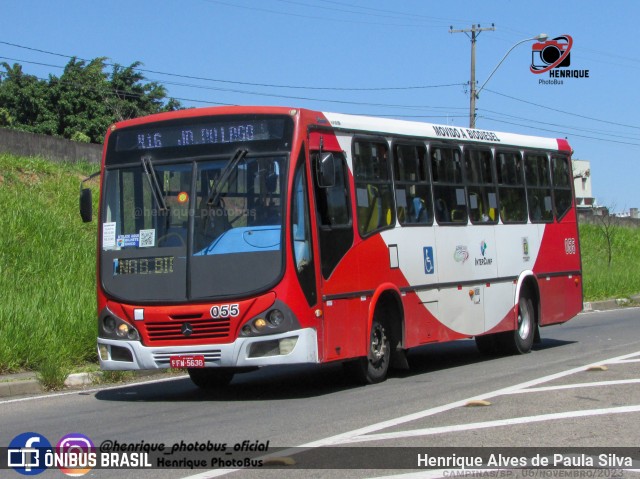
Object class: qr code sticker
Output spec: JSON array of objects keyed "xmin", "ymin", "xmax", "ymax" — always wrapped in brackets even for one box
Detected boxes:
[{"xmin": 139, "ymin": 229, "xmax": 155, "ymax": 248}]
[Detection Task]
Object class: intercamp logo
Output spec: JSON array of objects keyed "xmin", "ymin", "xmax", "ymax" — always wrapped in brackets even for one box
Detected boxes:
[{"xmin": 530, "ymin": 34, "xmax": 589, "ymax": 84}]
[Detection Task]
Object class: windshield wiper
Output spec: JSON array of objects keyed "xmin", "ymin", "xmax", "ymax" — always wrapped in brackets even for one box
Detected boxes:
[
  {"xmin": 207, "ymin": 148, "xmax": 248, "ymax": 207},
  {"xmin": 141, "ymin": 156, "xmax": 168, "ymax": 213}
]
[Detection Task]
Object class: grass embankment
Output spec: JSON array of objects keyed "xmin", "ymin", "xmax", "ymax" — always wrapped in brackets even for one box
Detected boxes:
[
  {"xmin": 0, "ymin": 152, "xmax": 639, "ymax": 381},
  {"xmin": 0, "ymin": 153, "xmax": 99, "ymax": 380},
  {"xmin": 580, "ymin": 223, "xmax": 640, "ymax": 301}
]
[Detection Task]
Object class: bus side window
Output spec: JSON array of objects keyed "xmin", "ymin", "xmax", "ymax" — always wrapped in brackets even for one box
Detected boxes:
[
  {"xmin": 393, "ymin": 143, "xmax": 432, "ymax": 226},
  {"xmin": 292, "ymin": 154, "xmax": 316, "ymax": 306},
  {"xmin": 465, "ymin": 148, "xmax": 497, "ymax": 224},
  {"xmin": 552, "ymin": 155, "xmax": 573, "ymax": 219},
  {"xmin": 313, "ymin": 151, "xmax": 354, "ymax": 279},
  {"xmin": 525, "ymin": 153, "xmax": 553, "ymax": 223},
  {"xmin": 353, "ymin": 140, "xmax": 395, "ymax": 236},
  {"xmin": 432, "ymin": 146, "xmax": 467, "ymax": 225},
  {"xmin": 497, "ymin": 151, "xmax": 527, "ymax": 223}
]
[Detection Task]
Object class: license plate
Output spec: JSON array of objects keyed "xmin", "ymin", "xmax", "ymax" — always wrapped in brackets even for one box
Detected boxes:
[{"xmin": 169, "ymin": 355, "xmax": 205, "ymax": 368}]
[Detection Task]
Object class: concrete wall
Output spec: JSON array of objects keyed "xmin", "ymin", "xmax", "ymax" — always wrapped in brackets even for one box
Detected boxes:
[
  {"xmin": 0, "ymin": 127, "xmax": 102, "ymax": 164},
  {"xmin": 578, "ymin": 210, "xmax": 640, "ymax": 228}
]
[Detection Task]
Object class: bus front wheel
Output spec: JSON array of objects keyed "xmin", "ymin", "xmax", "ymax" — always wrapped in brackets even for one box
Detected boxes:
[
  {"xmin": 188, "ymin": 368, "xmax": 234, "ymax": 389},
  {"xmin": 345, "ymin": 314, "xmax": 391, "ymax": 384}
]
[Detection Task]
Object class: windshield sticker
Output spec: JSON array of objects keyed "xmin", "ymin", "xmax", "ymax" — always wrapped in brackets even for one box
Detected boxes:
[
  {"xmin": 102, "ymin": 222, "xmax": 116, "ymax": 250},
  {"xmin": 139, "ymin": 229, "xmax": 156, "ymax": 248},
  {"xmin": 117, "ymin": 234, "xmax": 139, "ymax": 248}
]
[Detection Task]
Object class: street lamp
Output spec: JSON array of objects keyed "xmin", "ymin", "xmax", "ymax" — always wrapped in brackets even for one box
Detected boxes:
[{"xmin": 470, "ymin": 33, "xmax": 548, "ymax": 128}]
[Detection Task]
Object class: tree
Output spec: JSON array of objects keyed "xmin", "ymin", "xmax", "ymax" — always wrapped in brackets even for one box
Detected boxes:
[
  {"xmin": 593, "ymin": 205, "xmax": 618, "ymax": 269},
  {"xmin": 50, "ymin": 57, "xmax": 112, "ymax": 143},
  {"xmin": 0, "ymin": 62, "xmax": 56, "ymax": 134},
  {"xmin": 0, "ymin": 58, "xmax": 182, "ymax": 143},
  {"xmin": 107, "ymin": 62, "xmax": 178, "ymax": 122}
]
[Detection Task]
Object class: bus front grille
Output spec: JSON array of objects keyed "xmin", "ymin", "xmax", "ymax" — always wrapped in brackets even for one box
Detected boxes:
[{"xmin": 145, "ymin": 318, "xmax": 232, "ymax": 342}]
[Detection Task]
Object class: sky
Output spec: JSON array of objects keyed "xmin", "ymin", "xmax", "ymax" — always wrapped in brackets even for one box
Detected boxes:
[{"xmin": 2, "ymin": 0, "xmax": 639, "ymax": 211}]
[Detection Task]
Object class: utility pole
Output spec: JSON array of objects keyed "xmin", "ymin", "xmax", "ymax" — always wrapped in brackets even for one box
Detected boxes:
[{"xmin": 450, "ymin": 24, "xmax": 495, "ymax": 129}]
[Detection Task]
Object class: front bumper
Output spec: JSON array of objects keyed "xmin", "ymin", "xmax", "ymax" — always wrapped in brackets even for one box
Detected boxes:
[{"xmin": 98, "ymin": 328, "xmax": 318, "ymax": 370}]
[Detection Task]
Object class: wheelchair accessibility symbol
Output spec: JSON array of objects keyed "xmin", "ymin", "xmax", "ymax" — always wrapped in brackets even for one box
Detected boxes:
[{"xmin": 423, "ymin": 247, "xmax": 434, "ymax": 274}]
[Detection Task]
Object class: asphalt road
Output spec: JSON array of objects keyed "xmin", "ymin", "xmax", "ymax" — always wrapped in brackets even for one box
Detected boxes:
[{"xmin": 2, "ymin": 308, "xmax": 639, "ymax": 479}]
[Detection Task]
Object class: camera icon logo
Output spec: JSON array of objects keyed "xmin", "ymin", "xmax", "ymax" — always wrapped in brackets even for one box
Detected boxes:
[
  {"xmin": 56, "ymin": 433, "xmax": 95, "ymax": 477},
  {"xmin": 530, "ymin": 35, "xmax": 573, "ymax": 74}
]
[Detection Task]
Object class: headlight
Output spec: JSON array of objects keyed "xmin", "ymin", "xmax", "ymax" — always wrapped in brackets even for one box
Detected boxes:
[
  {"xmin": 267, "ymin": 309, "xmax": 285, "ymax": 326},
  {"xmin": 253, "ymin": 318, "xmax": 267, "ymax": 331},
  {"xmin": 103, "ymin": 316, "xmax": 116, "ymax": 333},
  {"xmin": 99, "ymin": 312, "xmax": 139, "ymax": 341},
  {"xmin": 116, "ymin": 323, "xmax": 130, "ymax": 338},
  {"xmin": 239, "ymin": 301, "xmax": 301, "ymax": 337}
]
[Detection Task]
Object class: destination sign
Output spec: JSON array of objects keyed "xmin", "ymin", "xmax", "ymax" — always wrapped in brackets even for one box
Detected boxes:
[{"xmin": 114, "ymin": 118, "xmax": 286, "ymax": 152}]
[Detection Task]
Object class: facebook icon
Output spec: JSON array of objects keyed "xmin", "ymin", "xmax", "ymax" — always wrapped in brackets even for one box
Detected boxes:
[{"xmin": 7, "ymin": 432, "xmax": 52, "ymax": 475}]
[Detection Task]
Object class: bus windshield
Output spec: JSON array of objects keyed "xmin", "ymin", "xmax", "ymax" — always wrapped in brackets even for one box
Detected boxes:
[{"xmin": 100, "ymin": 151, "xmax": 287, "ymax": 302}]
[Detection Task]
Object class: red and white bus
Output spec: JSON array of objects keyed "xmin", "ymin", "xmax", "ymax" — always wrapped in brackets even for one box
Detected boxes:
[{"xmin": 81, "ymin": 106, "xmax": 582, "ymax": 387}]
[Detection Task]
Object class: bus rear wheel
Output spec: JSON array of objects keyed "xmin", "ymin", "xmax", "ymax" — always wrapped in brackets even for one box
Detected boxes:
[
  {"xmin": 502, "ymin": 293, "xmax": 535, "ymax": 354},
  {"xmin": 188, "ymin": 368, "xmax": 234, "ymax": 389},
  {"xmin": 345, "ymin": 314, "xmax": 391, "ymax": 384}
]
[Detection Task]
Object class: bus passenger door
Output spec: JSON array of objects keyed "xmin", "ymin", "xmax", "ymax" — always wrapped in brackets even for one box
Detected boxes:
[{"xmin": 310, "ymin": 146, "xmax": 360, "ymax": 362}]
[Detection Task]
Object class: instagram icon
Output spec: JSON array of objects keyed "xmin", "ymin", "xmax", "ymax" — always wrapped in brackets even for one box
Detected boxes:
[{"xmin": 56, "ymin": 434, "xmax": 95, "ymax": 477}]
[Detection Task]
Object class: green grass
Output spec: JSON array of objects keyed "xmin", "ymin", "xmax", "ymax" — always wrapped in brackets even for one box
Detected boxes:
[
  {"xmin": 0, "ymin": 153, "xmax": 99, "ymax": 373},
  {"xmin": 0, "ymin": 151, "xmax": 638, "ymax": 375},
  {"xmin": 579, "ymin": 223, "xmax": 640, "ymax": 301}
]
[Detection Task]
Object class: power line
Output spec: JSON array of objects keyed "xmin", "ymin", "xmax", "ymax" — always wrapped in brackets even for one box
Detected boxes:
[
  {"xmin": 199, "ymin": 0, "xmax": 427, "ymax": 28},
  {"xmin": 484, "ymin": 88, "xmax": 640, "ymax": 130},
  {"xmin": 480, "ymin": 108, "xmax": 640, "ymax": 142},
  {"xmin": 0, "ymin": 54, "xmax": 468, "ymax": 112},
  {"xmin": 480, "ymin": 115, "xmax": 640, "ymax": 147},
  {"xmin": 0, "ymin": 40, "xmax": 464, "ymax": 92}
]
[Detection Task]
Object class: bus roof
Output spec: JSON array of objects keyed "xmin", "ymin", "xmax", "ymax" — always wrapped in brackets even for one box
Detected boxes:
[
  {"xmin": 321, "ymin": 111, "xmax": 570, "ymax": 153},
  {"xmin": 108, "ymin": 106, "xmax": 571, "ymax": 153}
]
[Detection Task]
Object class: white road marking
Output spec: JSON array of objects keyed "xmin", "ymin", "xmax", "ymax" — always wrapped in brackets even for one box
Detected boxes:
[
  {"xmin": 181, "ymin": 350, "xmax": 640, "ymax": 479},
  {"xmin": 512, "ymin": 378, "xmax": 640, "ymax": 393},
  {"xmin": 342, "ymin": 404, "xmax": 640, "ymax": 443}
]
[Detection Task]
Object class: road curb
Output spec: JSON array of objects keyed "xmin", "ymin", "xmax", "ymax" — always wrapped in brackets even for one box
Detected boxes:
[
  {"xmin": 0, "ymin": 376, "xmax": 43, "ymax": 398},
  {"xmin": 583, "ymin": 297, "xmax": 638, "ymax": 312},
  {"xmin": 0, "ymin": 370, "xmax": 173, "ymax": 400}
]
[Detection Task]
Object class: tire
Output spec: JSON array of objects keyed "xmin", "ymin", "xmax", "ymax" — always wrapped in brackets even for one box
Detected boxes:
[
  {"xmin": 345, "ymin": 313, "xmax": 391, "ymax": 384},
  {"xmin": 501, "ymin": 293, "xmax": 535, "ymax": 354},
  {"xmin": 188, "ymin": 368, "xmax": 234, "ymax": 389}
]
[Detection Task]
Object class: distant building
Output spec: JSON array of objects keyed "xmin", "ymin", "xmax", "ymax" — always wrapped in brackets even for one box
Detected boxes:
[{"xmin": 572, "ymin": 159, "xmax": 595, "ymax": 211}]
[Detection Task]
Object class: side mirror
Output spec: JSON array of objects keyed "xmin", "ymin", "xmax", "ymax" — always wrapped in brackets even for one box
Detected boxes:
[
  {"xmin": 80, "ymin": 188, "xmax": 93, "ymax": 223},
  {"xmin": 317, "ymin": 153, "xmax": 336, "ymax": 188}
]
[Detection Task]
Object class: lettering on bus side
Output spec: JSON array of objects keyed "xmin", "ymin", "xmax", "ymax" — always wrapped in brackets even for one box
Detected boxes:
[{"xmin": 432, "ymin": 125, "xmax": 501, "ymax": 142}]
